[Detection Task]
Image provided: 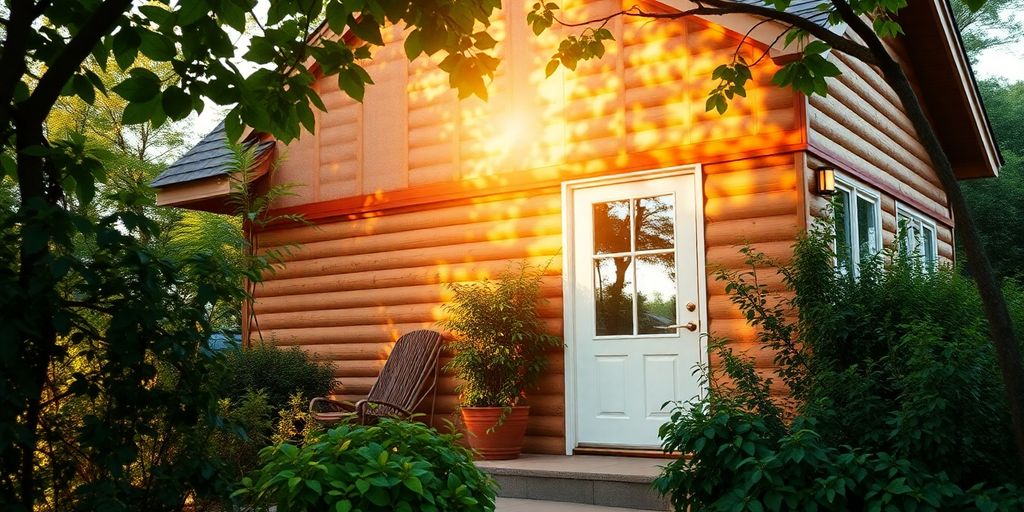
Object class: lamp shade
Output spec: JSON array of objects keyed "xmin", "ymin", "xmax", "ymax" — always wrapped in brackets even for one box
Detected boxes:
[{"xmin": 816, "ymin": 167, "xmax": 837, "ymax": 196}]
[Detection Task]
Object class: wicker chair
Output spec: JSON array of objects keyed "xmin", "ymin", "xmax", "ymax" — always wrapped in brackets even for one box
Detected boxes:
[{"xmin": 309, "ymin": 329, "xmax": 443, "ymax": 425}]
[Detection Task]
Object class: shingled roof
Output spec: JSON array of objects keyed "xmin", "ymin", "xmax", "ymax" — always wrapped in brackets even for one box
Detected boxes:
[{"xmin": 151, "ymin": 121, "xmax": 274, "ymax": 188}]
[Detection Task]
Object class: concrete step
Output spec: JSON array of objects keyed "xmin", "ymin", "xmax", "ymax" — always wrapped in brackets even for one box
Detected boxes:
[
  {"xmin": 477, "ymin": 455, "xmax": 670, "ymax": 511},
  {"xmin": 497, "ymin": 497, "xmax": 664, "ymax": 511}
]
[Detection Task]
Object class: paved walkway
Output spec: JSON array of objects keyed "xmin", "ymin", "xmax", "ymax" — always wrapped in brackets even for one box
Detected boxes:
[{"xmin": 496, "ymin": 497, "xmax": 663, "ymax": 511}]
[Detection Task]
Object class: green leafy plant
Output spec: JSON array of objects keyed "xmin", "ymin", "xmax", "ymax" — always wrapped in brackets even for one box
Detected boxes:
[
  {"xmin": 223, "ymin": 342, "xmax": 335, "ymax": 415},
  {"xmin": 272, "ymin": 393, "xmax": 325, "ymax": 446},
  {"xmin": 654, "ymin": 218, "xmax": 1024, "ymax": 510},
  {"xmin": 439, "ymin": 261, "xmax": 560, "ymax": 411},
  {"xmin": 234, "ymin": 419, "xmax": 497, "ymax": 512},
  {"xmin": 207, "ymin": 390, "xmax": 274, "ymax": 486}
]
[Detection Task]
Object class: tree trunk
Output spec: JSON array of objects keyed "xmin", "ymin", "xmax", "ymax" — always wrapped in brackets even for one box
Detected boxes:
[
  {"xmin": 875, "ymin": 55, "xmax": 1024, "ymax": 474},
  {"xmin": 11, "ymin": 118, "xmax": 60, "ymax": 509}
]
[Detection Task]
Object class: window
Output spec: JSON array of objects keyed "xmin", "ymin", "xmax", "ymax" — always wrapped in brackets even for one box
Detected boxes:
[
  {"xmin": 896, "ymin": 205, "xmax": 938, "ymax": 270},
  {"xmin": 833, "ymin": 178, "xmax": 882, "ymax": 276}
]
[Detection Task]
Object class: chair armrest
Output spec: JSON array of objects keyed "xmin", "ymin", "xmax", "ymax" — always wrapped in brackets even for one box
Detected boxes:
[
  {"xmin": 356, "ymin": 399, "xmax": 414, "ymax": 417},
  {"xmin": 309, "ymin": 397, "xmax": 355, "ymax": 414}
]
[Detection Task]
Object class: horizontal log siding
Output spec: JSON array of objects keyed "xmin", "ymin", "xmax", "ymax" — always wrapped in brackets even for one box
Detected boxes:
[
  {"xmin": 251, "ymin": 0, "xmax": 811, "ymax": 454},
  {"xmin": 808, "ymin": 50, "xmax": 952, "ymax": 253},
  {"xmin": 253, "ymin": 192, "xmax": 568, "ymax": 454},
  {"xmin": 703, "ymin": 154, "xmax": 803, "ymax": 396},
  {"xmin": 265, "ymin": 0, "xmax": 802, "ymax": 209}
]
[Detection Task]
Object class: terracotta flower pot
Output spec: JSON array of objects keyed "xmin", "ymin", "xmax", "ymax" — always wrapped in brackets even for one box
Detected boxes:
[{"xmin": 461, "ymin": 406, "xmax": 530, "ymax": 460}]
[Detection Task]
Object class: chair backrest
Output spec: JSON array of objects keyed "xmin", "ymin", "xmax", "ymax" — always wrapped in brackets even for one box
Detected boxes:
[{"xmin": 366, "ymin": 330, "xmax": 443, "ymax": 414}]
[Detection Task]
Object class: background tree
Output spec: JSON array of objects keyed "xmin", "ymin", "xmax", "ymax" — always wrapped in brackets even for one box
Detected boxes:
[
  {"xmin": 961, "ymin": 80, "xmax": 1024, "ymax": 282},
  {"xmin": 951, "ymin": 0, "xmax": 1023, "ymax": 59},
  {"xmin": 0, "ymin": 1, "xmax": 501, "ymax": 510},
  {"xmin": 532, "ymin": 0, "xmax": 1024, "ymax": 470}
]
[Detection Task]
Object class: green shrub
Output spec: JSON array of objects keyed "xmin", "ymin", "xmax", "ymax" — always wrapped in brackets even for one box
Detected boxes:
[
  {"xmin": 272, "ymin": 393, "xmax": 324, "ymax": 446},
  {"xmin": 223, "ymin": 342, "xmax": 335, "ymax": 412},
  {"xmin": 208, "ymin": 390, "xmax": 274, "ymax": 485},
  {"xmin": 234, "ymin": 419, "xmax": 497, "ymax": 512},
  {"xmin": 439, "ymin": 260, "xmax": 560, "ymax": 409},
  {"xmin": 654, "ymin": 219, "xmax": 1024, "ymax": 510}
]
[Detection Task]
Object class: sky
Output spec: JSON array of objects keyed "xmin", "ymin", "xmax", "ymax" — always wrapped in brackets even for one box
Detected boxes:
[{"xmin": 975, "ymin": 42, "xmax": 1024, "ymax": 82}]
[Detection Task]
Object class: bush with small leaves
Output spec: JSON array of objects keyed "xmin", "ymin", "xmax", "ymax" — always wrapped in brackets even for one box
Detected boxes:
[
  {"xmin": 654, "ymin": 218, "xmax": 1024, "ymax": 510},
  {"xmin": 222, "ymin": 342, "xmax": 335, "ymax": 414},
  {"xmin": 234, "ymin": 419, "xmax": 496, "ymax": 512}
]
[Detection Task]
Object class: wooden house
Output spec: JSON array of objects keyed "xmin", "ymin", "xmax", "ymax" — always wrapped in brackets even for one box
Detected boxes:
[{"xmin": 153, "ymin": 0, "xmax": 1000, "ymax": 455}]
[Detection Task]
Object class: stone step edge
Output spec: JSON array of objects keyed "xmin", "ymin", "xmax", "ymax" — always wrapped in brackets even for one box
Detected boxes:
[{"xmin": 476, "ymin": 464, "xmax": 662, "ymax": 485}]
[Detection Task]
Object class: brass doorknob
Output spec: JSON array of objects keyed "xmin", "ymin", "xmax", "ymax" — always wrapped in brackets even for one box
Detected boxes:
[
  {"xmin": 685, "ymin": 302, "xmax": 697, "ymax": 312},
  {"xmin": 683, "ymin": 321, "xmax": 698, "ymax": 332}
]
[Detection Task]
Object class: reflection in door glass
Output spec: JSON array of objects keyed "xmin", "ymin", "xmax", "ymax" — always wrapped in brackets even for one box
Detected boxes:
[
  {"xmin": 594, "ymin": 257, "xmax": 634, "ymax": 336},
  {"xmin": 635, "ymin": 195, "xmax": 675, "ymax": 251},
  {"xmin": 636, "ymin": 254, "xmax": 677, "ymax": 334},
  {"xmin": 593, "ymin": 200, "xmax": 631, "ymax": 254}
]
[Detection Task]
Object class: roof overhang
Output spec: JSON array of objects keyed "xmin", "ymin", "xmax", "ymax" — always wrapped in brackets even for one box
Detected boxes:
[
  {"xmin": 153, "ymin": 141, "xmax": 276, "ymax": 211},
  {"xmin": 664, "ymin": 0, "xmax": 1000, "ymax": 179},
  {"xmin": 896, "ymin": 0, "xmax": 1002, "ymax": 178}
]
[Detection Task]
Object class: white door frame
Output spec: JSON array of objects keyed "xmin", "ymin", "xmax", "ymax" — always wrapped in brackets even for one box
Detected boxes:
[{"xmin": 560, "ymin": 164, "xmax": 709, "ymax": 454}]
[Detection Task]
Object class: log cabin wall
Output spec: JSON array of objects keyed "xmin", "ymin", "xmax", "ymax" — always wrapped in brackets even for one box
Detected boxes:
[
  {"xmin": 252, "ymin": 0, "xmax": 806, "ymax": 454},
  {"xmin": 805, "ymin": 45, "xmax": 954, "ymax": 261}
]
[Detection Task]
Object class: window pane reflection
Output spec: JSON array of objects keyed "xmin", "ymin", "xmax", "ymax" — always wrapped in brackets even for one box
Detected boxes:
[
  {"xmin": 857, "ymin": 195, "xmax": 878, "ymax": 265},
  {"xmin": 635, "ymin": 195, "xmax": 675, "ymax": 251},
  {"xmin": 593, "ymin": 200, "xmax": 631, "ymax": 254},
  {"xmin": 834, "ymin": 190, "xmax": 853, "ymax": 272},
  {"xmin": 595, "ymin": 257, "xmax": 634, "ymax": 336},
  {"xmin": 637, "ymin": 254, "xmax": 676, "ymax": 334}
]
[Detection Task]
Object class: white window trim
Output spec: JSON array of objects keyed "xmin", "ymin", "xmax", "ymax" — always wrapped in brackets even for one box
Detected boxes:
[
  {"xmin": 834, "ymin": 175, "xmax": 883, "ymax": 277},
  {"xmin": 895, "ymin": 202, "xmax": 939, "ymax": 269}
]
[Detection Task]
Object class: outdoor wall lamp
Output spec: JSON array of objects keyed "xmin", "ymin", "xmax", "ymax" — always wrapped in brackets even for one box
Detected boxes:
[{"xmin": 815, "ymin": 166, "xmax": 837, "ymax": 196}]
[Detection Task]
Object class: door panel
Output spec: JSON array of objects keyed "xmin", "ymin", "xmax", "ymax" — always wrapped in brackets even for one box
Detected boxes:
[{"xmin": 571, "ymin": 173, "xmax": 703, "ymax": 448}]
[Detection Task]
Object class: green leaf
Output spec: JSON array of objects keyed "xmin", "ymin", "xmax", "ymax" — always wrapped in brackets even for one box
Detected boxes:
[
  {"xmin": 335, "ymin": 501, "xmax": 353, "ymax": 512},
  {"xmin": 123, "ymin": 97, "xmax": 159, "ymax": 125},
  {"xmin": 473, "ymin": 31, "xmax": 497, "ymax": 50},
  {"xmin": 176, "ymin": 0, "xmax": 208, "ymax": 26},
  {"xmin": 112, "ymin": 28, "xmax": 141, "ymax": 70},
  {"xmin": 139, "ymin": 29, "xmax": 177, "ymax": 61},
  {"xmin": 72, "ymin": 74, "xmax": 96, "ymax": 104},
  {"xmin": 350, "ymin": 16, "xmax": 384, "ymax": 46},
  {"xmin": 305, "ymin": 479, "xmax": 322, "ymax": 495},
  {"xmin": 161, "ymin": 86, "xmax": 192, "ymax": 120},
  {"xmin": 338, "ymin": 67, "xmax": 366, "ymax": 101},
  {"xmin": 404, "ymin": 30, "xmax": 423, "ymax": 59},
  {"xmin": 112, "ymin": 68, "xmax": 162, "ymax": 102},
  {"xmin": 403, "ymin": 476, "xmax": 424, "ymax": 495},
  {"xmin": 545, "ymin": 59, "xmax": 559, "ymax": 77},
  {"xmin": 803, "ymin": 40, "xmax": 830, "ymax": 56}
]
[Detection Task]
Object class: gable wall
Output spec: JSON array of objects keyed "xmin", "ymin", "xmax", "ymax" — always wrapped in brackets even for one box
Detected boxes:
[
  {"xmin": 252, "ymin": 0, "xmax": 807, "ymax": 453},
  {"xmin": 268, "ymin": 0, "xmax": 804, "ymax": 210},
  {"xmin": 806, "ymin": 46, "xmax": 954, "ymax": 260}
]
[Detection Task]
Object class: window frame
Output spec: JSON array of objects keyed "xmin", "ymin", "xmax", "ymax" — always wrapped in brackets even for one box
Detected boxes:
[
  {"xmin": 833, "ymin": 176, "xmax": 883, "ymax": 277},
  {"xmin": 895, "ymin": 203, "xmax": 939, "ymax": 270}
]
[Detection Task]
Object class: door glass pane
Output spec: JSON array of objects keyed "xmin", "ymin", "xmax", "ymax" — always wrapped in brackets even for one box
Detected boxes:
[
  {"xmin": 594, "ymin": 200, "xmax": 631, "ymax": 254},
  {"xmin": 595, "ymin": 256, "xmax": 634, "ymax": 336},
  {"xmin": 833, "ymin": 190, "xmax": 853, "ymax": 271},
  {"xmin": 635, "ymin": 195, "xmax": 675, "ymax": 251},
  {"xmin": 636, "ymin": 253, "xmax": 677, "ymax": 334},
  {"xmin": 856, "ymin": 195, "xmax": 878, "ymax": 264}
]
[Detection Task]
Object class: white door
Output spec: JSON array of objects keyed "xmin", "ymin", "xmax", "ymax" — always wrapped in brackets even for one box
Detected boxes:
[{"xmin": 570, "ymin": 172, "xmax": 704, "ymax": 448}]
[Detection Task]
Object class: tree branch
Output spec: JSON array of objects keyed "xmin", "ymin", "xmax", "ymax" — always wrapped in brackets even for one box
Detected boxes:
[
  {"xmin": 0, "ymin": 0, "xmax": 39, "ymax": 134},
  {"xmin": 827, "ymin": 0, "xmax": 893, "ymax": 65},
  {"xmin": 18, "ymin": 0, "xmax": 133, "ymax": 127},
  {"xmin": 553, "ymin": 1, "xmax": 877, "ymax": 64}
]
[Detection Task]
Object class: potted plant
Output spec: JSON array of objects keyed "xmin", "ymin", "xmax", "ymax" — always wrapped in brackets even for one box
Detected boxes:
[{"xmin": 439, "ymin": 260, "xmax": 560, "ymax": 460}]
